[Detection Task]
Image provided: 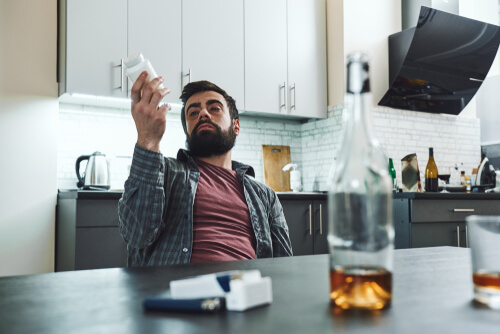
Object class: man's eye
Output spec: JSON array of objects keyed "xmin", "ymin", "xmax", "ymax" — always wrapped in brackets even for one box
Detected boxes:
[
  {"xmin": 210, "ymin": 107, "xmax": 221, "ymax": 112},
  {"xmin": 189, "ymin": 110, "xmax": 199, "ymax": 117}
]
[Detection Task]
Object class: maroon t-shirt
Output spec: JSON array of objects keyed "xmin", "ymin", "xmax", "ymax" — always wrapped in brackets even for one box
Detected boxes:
[{"xmin": 190, "ymin": 159, "xmax": 257, "ymax": 263}]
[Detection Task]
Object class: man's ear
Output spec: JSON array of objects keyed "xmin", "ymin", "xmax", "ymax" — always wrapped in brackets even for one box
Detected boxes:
[{"xmin": 233, "ymin": 119, "xmax": 240, "ymax": 136}]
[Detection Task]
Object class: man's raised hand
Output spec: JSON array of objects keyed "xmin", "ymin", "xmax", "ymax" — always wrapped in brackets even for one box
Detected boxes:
[{"xmin": 130, "ymin": 71, "xmax": 171, "ymax": 152}]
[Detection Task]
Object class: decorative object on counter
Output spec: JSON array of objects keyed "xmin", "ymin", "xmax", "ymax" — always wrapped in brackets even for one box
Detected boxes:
[
  {"xmin": 388, "ymin": 158, "xmax": 398, "ymax": 192},
  {"xmin": 75, "ymin": 152, "xmax": 110, "ymax": 190},
  {"xmin": 282, "ymin": 163, "xmax": 302, "ymax": 192},
  {"xmin": 466, "ymin": 215, "xmax": 500, "ymax": 309},
  {"xmin": 328, "ymin": 52, "xmax": 394, "ymax": 310},
  {"xmin": 425, "ymin": 147, "xmax": 439, "ymax": 192},
  {"xmin": 401, "ymin": 153, "xmax": 422, "ymax": 192},
  {"xmin": 477, "ymin": 157, "xmax": 497, "ymax": 190},
  {"xmin": 262, "ymin": 145, "xmax": 291, "ymax": 192}
]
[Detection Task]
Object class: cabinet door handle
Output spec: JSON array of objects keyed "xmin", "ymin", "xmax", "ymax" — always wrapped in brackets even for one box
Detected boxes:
[
  {"xmin": 184, "ymin": 68, "xmax": 192, "ymax": 84},
  {"xmin": 453, "ymin": 209, "xmax": 474, "ymax": 212},
  {"xmin": 118, "ymin": 59, "xmax": 125, "ymax": 92},
  {"xmin": 280, "ymin": 82, "xmax": 287, "ymax": 112},
  {"xmin": 319, "ymin": 204, "xmax": 323, "ymax": 235},
  {"xmin": 309, "ymin": 204, "xmax": 312, "ymax": 235},
  {"xmin": 290, "ymin": 83, "xmax": 296, "ymax": 111},
  {"xmin": 457, "ymin": 225, "xmax": 460, "ymax": 247},
  {"xmin": 465, "ymin": 225, "xmax": 469, "ymax": 248}
]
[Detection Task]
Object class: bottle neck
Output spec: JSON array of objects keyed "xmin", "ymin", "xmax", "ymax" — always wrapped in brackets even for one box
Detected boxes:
[{"xmin": 343, "ymin": 91, "xmax": 374, "ymax": 145}]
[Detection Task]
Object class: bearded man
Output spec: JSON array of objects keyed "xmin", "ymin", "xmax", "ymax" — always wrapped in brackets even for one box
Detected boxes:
[{"xmin": 118, "ymin": 72, "xmax": 293, "ymax": 266}]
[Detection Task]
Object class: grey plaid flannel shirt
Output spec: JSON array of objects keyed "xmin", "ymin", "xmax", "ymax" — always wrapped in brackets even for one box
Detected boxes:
[{"xmin": 118, "ymin": 144, "xmax": 293, "ymax": 267}]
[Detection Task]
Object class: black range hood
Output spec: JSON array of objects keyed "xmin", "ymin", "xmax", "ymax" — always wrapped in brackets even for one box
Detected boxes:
[{"xmin": 378, "ymin": 6, "xmax": 500, "ymax": 115}]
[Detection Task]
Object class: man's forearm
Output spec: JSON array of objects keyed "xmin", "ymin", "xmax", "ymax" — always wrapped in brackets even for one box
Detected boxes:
[{"xmin": 118, "ymin": 145, "xmax": 166, "ymax": 249}]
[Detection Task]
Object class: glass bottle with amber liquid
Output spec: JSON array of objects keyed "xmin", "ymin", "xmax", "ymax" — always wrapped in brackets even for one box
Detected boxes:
[
  {"xmin": 328, "ymin": 53, "xmax": 394, "ymax": 310},
  {"xmin": 425, "ymin": 147, "xmax": 439, "ymax": 192}
]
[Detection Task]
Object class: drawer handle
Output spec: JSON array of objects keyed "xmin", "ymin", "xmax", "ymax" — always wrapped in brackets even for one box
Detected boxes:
[
  {"xmin": 319, "ymin": 204, "xmax": 323, "ymax": 235},
  {"xmin": 453, "ymin": 209, "xmax": 474, "ymax": 212},
  {"xmin": 465, "ymin": 225, "xmax": 469, "ymax": 248},
  {"xmin": 309, "ymin": 204, "xmax": 312, "ymax": 235},
  {"xmin": 457, "ymin": 226, "xmax": 460, "ymax": 247}
]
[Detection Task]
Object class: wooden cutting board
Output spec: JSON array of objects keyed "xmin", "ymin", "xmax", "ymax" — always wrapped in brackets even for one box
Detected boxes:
[{"xmin": 262, "ymin": 145, "xmax": 291, "ymax": 192}]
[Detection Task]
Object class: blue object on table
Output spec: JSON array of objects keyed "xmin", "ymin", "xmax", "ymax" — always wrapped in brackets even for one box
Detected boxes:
[{"xmin": 143, "ymin": 295, "xmax": 224, "ymax": 313}]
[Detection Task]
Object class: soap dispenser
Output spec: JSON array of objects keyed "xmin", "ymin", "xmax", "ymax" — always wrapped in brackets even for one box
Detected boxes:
[{"xmin": 282, "ymin": 163, "xmax": 303, "ymax": 192}]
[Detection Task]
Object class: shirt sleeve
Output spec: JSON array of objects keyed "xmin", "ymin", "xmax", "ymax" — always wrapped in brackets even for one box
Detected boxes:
[
  {"xmin": 118, "ymin": 144, "xmax": 166, "ymax": 249},
  {"xmin": 268, "ymin": 192, "xmax": 293, "ymax": 257}
]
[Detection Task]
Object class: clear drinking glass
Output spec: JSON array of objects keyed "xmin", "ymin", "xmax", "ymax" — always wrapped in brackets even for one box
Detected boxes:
[{"xmin": 466, "ymin": 215, "xmax": 500, "ymax": 309}]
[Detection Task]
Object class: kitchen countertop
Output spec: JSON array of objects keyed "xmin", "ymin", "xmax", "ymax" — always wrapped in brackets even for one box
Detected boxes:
[
  {"xmin": 393, "ymin": 192, "xmax": 500, "ymax": 200},
  {"xmin": 58, "ymin": 189, "xmax": 500, "ymax": 200},
  {"xmin": 57, "ymin": 189, "xmax": 330, "ymax": 200}
]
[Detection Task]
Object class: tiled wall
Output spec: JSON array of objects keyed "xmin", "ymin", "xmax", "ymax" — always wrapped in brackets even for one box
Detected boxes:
[
  {"xmin": 301, "ymin": 105, "xmax": 481, "ymax": 191},
  {"xmin": 58, "ymin": 102, "xmax": 303, "ymax": 190},
  {"xmin": 59, "ymin": 101, "xmax": 480, "ymax": 191}
]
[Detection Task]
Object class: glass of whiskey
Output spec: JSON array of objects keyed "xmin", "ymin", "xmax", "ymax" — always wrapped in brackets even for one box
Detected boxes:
[{"xmin": 466, "ymin": 215, "xmax": 500, "ymax": 309}]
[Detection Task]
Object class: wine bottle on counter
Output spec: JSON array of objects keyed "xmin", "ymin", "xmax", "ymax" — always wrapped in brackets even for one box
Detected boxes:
[
  {"xmin": 388, "ymin": 158, "xmax": 398, "ymax": 192},
  {"xmin": 425, "ymin": 147, "xmax": 439, "ymax": 192}
]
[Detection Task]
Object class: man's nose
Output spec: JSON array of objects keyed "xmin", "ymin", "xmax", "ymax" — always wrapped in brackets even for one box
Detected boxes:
[{"xmin": 198, "ymin": 108, "xmax": 211, "ymax": 120}]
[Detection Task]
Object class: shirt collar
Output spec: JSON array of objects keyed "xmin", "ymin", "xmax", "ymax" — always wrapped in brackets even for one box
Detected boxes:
[{"xmin": 176, "ymin": 149, "xmax": 255, "ymax": 178}]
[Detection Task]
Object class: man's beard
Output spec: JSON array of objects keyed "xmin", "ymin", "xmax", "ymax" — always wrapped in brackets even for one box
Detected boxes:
[{"xmin": 186, "ymin": 120, "xmax": 237, "ymax": 158}]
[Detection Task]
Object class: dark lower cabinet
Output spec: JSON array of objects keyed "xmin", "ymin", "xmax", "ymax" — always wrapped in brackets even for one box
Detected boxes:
[
  {"xmin": 280, "ymin": 198, "xmax": 328, "ymax": 256},
  {"xmin": 57, "ymin": 192, "xmax": 500, "ymax": 269},
  {"xmin": 394, "ymin": 195, "xmax": 500, "ymax": 249},
  {"xmin": 411, "ymin": 222, "xmax": 468, "ymax": 248},
  {"xmin": 56, "ymin": 194, "xmax": 127, "ymax": 271}
]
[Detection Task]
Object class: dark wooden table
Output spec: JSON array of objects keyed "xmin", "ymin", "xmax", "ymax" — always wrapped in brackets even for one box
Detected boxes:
[{"xmin": 1, "ymin": 247, "xmax": 498, "ymax": 333}]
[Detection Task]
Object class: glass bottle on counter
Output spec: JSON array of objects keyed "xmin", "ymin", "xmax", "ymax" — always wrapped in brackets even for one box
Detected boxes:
[
  {"xmin": 388, "ymin": 158, "xmax": 398, "ymax": 192},
  {"xmin": 327, "ymin": 52, "xmax": 394, "ymax": 310},
  {"xmin": 425, "ymin": 147, "xmax": 439, "ymax": 192}
]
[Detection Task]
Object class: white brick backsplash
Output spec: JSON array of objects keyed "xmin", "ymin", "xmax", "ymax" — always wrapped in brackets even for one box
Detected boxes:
[{"xmin": 58, "ymin": 101, "xmax": 481, "ymax": 191}]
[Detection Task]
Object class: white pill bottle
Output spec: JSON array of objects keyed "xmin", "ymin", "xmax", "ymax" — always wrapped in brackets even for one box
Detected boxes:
[{"xmin": 123, "ymin": 53, "xmax": 163, "ymax": 88}]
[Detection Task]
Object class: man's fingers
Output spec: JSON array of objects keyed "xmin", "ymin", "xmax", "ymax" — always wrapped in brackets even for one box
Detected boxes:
[
  {"xmin": 130, "ymin": 71, "xmax": 148, "ymax": 103},
  {"xmin": 141, "ymin": 76, "xmax": 165, "ymax": 105},
  {"xmin": 149, "ymin": 87, "xmax": 172, "ymax": 108}
]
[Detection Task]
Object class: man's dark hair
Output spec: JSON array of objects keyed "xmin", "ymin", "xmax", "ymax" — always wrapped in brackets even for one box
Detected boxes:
[{"xmin": 179, "ymin": 80, "xmax": 239, "ymax": 133}]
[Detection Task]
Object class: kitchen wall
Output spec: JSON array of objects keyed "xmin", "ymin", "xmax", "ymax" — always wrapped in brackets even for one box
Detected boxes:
[
  {"xmin": 0, "ymin": 0, "xmax": 58, "ymax": 277},
  {"xmin": 58, "ymin": 100, "xmax": 480, "ymax": 192},
  {"xmin": 58, "ymin": 102, "xmax": 303, "ymax": 190}
]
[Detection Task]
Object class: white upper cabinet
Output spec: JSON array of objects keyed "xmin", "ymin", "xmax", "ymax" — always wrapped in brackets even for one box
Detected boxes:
[
  {"xmin": 244, "ymin": 0, "xmax": 327, "ymax": 118},
  {"xmin": 59, "ymin": 0, "xmax": 326, "ymax": 119},
  {"xmin": 182, "ymin": 0, "xmax": 244, "ymax": 110},
  {"xmin": 128, "ymin": 0, "xmax": 182, "ymax": 104},
  {"xmin": 287, "ymin": 0, "xmax": 327, "ymax": 118},
  {"xmin": 60, "ymin": 0, "xmax": 128, "ymax": 98},
  {"xmin": 244, "ymin": 0, "xmax": 288, "ymax": 115}
]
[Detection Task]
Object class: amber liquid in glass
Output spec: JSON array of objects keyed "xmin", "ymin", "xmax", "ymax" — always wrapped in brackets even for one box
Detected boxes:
[
  {"xmin": 473, "ymin": 272, "xmax": 500, "ymax": 290},
  {"xmin": 330, "ymin": 266, "xmax": 392, "ymax": 310}
]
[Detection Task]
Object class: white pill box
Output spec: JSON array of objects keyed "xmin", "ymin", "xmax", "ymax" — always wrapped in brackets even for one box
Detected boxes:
[{"xmin": 169, "ymin": 270, "xmax": 273, "ymax": 311}]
